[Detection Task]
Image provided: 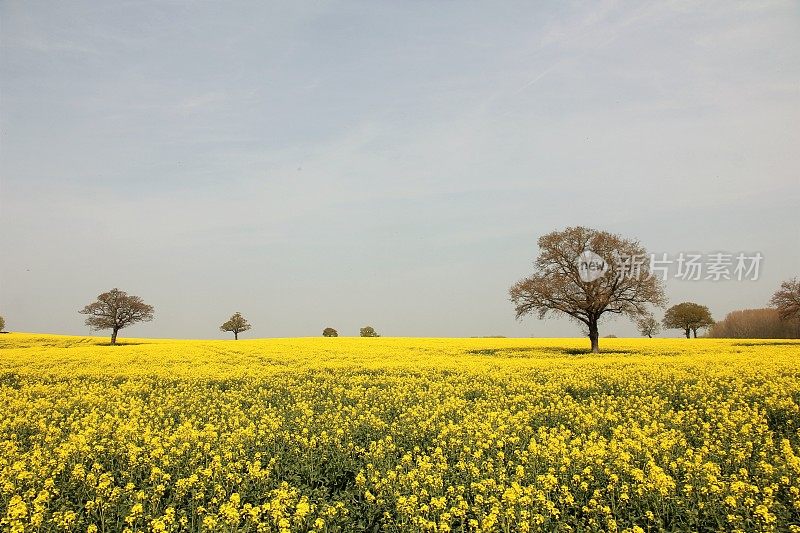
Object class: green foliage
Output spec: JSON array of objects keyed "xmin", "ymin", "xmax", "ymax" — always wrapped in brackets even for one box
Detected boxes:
[
  {"xmin": 663, "ymin": 302, "xmax": 714, "ymax": 338},
  {"xmin": 220, "ymin": 312, "xmax": 251, "ymax": 340},
  {"xmin": 360, "ymin": 326, "xmax": 379, "ymax": 337},
  {"xmin": 322, "ymin": 327, "xmax": 338, "ymax": 337}
]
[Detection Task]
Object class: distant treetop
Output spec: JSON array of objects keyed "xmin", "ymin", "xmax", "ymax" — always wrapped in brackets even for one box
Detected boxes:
[
  {"xmin": 360, "ymin": 326, "xmax": 379, "ymax": 337},
  {"xmin": 220, "ymin": 312, "xmax": 251, "ymax": 340},
  {"xmin": 662, "ymin": 302, "xmax": 713, "ymax": 338}
]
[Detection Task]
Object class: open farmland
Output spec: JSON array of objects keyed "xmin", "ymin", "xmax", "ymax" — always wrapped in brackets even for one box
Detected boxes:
[{"xmin": 1, "ymin": 334, "xmax": 800, "ymax": 532}]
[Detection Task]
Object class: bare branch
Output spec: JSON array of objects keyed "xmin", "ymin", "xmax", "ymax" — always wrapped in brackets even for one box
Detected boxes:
[{"xmin": 509, "ymin": 226, "xmax": 666, "ymax": 352}]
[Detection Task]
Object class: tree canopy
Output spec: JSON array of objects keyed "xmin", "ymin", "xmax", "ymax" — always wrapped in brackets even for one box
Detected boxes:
[
  {"xmin": 360, "ymin": 326, "xmax": 379, "ymax": 337},
  {"xmin": 637, "ymin": 314, "xmax": 660, "ymax": 338},
  {"xmin": 220, "ymin": 312, "xmax": 251, "ymax": 340},
  {"xmin": 662, "ymin": 302, "xmax": 714, "ymax": 338},
  {"xmin": 771, "ymin": 278, "xmax": 800, "ymax": 322},
  {"xmin": 509, "ymin": 226, "xmax": 666, "ymax": 353},
  {"xmin": 322, "ymin": 327, "xmax": 338, "ymax": 337},
  {"xmin": 79, "ymin": 288, "xmax": 154, "ymax": 344}
]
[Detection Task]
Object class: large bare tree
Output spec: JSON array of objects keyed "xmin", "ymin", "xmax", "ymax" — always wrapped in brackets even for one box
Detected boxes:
[
  {"xmin": 220, "ymin": 312, "xmax": 251, "ymax": 340},
  {"xmin": 509, "ymin": 226, "xmax": 666, "ymax": 353},
  {"xmin": 80, "ymin": 288, "xmax": 154, "ymax": 344},
  {"xmin": 770, "ymin": 278, "xmax": 800, "ymax": 322}
]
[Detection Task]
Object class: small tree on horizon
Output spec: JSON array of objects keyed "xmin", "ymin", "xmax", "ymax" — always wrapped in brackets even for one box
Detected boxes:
[
  {"xmin": 322, "ymin": 327, "xmax": 338, "ymax": 337},
  {"xmin": 771, "ymin": 277, "xmax": 800, "ymax": 322},
  {"xmin": 509, "ymin": 226, "xmax": 666, "ymax": 353},
  {"xmin": 79, "ymin": 288, "xmax": 154, "ymax": 344},
  {"xmin": 360, "ymin": 326, "xmax": 379, "ymax": 337},
  {"xmin": 637, "ymin": 314, "xmax": 660, "ymax": 338},
  {"xmin": 220, "ymin": 312, "xmax": 251, "ymax": 340},
  {"xmin": 0, "ymin": 315, "xmax": 5, "ymax": 332},
  {"xmin": 662, "ymin": 302, "xmax": 714, "ymax": 338}
]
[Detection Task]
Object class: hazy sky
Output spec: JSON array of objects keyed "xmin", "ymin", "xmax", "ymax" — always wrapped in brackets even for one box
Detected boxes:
[{"xmin": 1, "ymin": 1, "xmax": 799, "ymax": 339}]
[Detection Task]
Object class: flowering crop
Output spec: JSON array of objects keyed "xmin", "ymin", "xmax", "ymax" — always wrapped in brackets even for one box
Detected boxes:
[{"xmin": 1, "ymin": 334, "xmax": 799, "ymax": 532}]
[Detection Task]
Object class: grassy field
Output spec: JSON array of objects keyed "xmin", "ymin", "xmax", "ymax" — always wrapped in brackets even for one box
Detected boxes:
[{"xmin": 1, "ymin": 333, "xmax": 799, "ymax": 532}]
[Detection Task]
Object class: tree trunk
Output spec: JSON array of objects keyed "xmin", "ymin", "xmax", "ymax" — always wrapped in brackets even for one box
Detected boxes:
[
  {"xmin": 647, "ymin": 333, "xmax": 652, "ymax": 338},
  {"xmin": 111, "ymin": 328, "xmax": 119, "ymax": 345},
  {"xmin": 692, "ymin": 328, "xmax": 697, "ymax": 338},
  {"xmin": 684, "ymin": 328, "xmax": 691, "ymax": 339},
  {"xmin": 234, "ymin": 331, "xmax": 238, "ymax": 340},
  {"xmin": 588, "ymin": 321, "xmax": 599, "ymax": 353}
]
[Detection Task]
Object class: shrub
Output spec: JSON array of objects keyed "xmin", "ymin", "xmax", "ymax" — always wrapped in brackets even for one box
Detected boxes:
[
  {"xmin": 360, "ymin": 326, "xmax": 379, "ymax": 337},
  {"xmin": 708, "ymin": 308, "xmax": 800, "ymax": 338}
]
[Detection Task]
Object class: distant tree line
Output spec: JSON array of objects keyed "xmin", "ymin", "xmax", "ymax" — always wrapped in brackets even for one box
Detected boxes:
[
  {"xmin": 324, "ymin": 326, "xmax": 380, "ymax": 337},
  {"xmin": 10, "ymin": 244, "xmax": 795, "ymax": 346},
  {"xmin": 71, "ymin": 289, "xmax": 385, "ymax": 344},
  {"xmin": 705, "ymin": 278, "xmax": 799, "ymax": 339},
  {"xmin": 708, "ymin": 308, "xmax": 800, "ymax": 339},
  {"xmin": 509, "ymin": 226, "xmax": 800, "ymax": 348}
]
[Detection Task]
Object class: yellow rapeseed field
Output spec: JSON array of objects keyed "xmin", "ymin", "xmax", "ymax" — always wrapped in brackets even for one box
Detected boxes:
[{"xmin": 1, "ymin": 333, "xmax": 799, "ymax": 532}]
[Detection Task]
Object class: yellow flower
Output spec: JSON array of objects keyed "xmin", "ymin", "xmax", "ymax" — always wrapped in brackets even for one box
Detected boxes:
[{"xmin": 1, "ymin": 334, "xmax": 798, "ymax": 531}]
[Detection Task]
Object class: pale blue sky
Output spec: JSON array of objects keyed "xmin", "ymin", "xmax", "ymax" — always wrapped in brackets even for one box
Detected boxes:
[{"xmin": 1, "ymin": 1, "xmax": 799, "ymax": 338}]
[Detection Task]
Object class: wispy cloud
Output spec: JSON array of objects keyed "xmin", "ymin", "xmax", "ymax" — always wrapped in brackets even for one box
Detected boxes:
[
  {"xmin": 178, "ymin": 92, "xmax": 228, "ymax": 110},
  {"xmin": 1, "ymin": 0, "xmax": 798, "ymax": 337}
]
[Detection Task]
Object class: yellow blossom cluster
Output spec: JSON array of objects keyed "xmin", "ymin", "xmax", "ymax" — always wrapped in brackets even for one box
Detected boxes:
[{"xmin": 1, "ymin": 333, "xmax": 799, "ymax": 531}]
